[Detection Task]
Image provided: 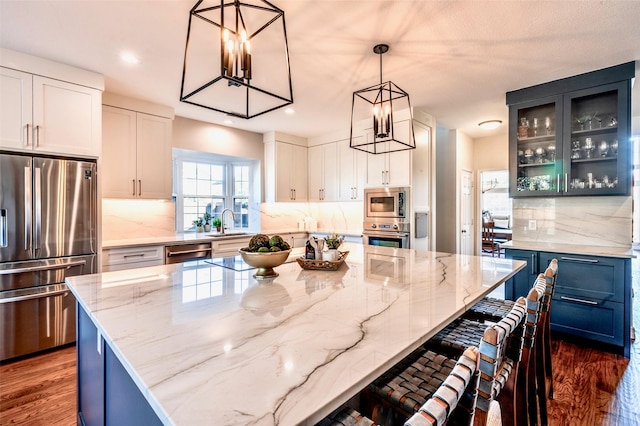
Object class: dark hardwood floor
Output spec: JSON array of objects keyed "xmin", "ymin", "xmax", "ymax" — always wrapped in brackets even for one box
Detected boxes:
[{"xmin": 1, "ymin": 254, "xmax": 639, "ymax": 426}]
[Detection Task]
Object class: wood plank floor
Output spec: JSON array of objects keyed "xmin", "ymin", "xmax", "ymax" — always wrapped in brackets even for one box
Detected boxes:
[{"xmin": 1, "ymin": 255, "xmax": 639, "ymax": 426}]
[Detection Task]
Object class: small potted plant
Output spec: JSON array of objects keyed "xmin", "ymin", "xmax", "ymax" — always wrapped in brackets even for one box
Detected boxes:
[
  {"xmin": 212, "ymin": 217, "xmax": 222, "ymax": 232},
  {"xmin": 323, "ymin": 232, "xmax": 344, "ymax": 261},
  {"xmin": 203, "ymin": 212, "xmax": 212, "ymax": 232},
  {"xmin": 192, "ymin": 218, "xmax": 204, "ymax": 233}
]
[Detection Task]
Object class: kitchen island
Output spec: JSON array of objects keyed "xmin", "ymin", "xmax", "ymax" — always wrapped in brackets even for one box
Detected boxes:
[{"xmin": 66, "ymin": 244, "xmax": 525, "ymax": 425}]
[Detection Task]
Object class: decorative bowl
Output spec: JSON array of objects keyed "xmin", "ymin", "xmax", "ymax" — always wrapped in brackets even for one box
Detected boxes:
[{"xmin": 239, "ymin": 249, "xmax": 292, "ymax": 280}]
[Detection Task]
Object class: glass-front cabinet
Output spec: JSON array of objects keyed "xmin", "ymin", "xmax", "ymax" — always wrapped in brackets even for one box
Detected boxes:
[
  {"xmin": 507, "ymin": 62, "xmax": 633, "ymax": 198},
  {"xmin": 510, "ymin": 96, "xmax": 562, "ymax": 196}
]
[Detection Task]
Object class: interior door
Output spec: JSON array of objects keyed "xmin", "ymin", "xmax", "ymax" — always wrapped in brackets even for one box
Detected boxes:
[{"xmin": 460, "ymin": 169, "xmax": 473, "ymax": 256}]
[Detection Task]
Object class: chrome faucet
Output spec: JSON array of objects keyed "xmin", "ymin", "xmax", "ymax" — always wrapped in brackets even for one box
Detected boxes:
[{"xmin": 220, "ymin": 208, "xmax": 236, "ymax": 234}]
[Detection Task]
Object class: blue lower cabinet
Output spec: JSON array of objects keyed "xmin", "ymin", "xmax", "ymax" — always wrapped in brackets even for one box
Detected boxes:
[
  {"xmin": 504, "ymin": 249, "xmax": 538, "ymax": 300},
  {"xmin": 550, "ymin": 293, "xmax": 624, "ymax": 347},
  {"xmin": 77, "ymin": 303, "xmax": 163, "ymax": 426},
  {"xmin": 105, "ymin": 345, "xmax": 163, "ymax": 426},
  {"xmin": 505, "ymin": 248, "xmax": 631, "ymax": 357}
]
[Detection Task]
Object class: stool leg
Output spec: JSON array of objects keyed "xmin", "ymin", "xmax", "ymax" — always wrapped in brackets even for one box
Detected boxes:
[{"xmin": 543, "ymin": 315, "xmax": 554, "ymax": 399}]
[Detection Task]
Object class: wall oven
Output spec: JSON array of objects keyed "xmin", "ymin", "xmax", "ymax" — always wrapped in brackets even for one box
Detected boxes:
[{"xmin": 362, "ymin": 231, "xmax": 410, "ymax": 249}]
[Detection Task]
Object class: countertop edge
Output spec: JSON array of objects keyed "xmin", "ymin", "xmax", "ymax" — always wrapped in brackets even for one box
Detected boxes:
[{"xmin": 501, "ymin": 240, "xmax": 635, "ymax": 259}]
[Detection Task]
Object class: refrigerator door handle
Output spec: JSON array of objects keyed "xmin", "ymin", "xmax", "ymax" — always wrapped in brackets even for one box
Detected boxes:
[
  {"xmin": 34, "ymin": 167, "xmax": 42, "ymax": 251},
  {"xmin": 0, "ymin": 209, "xmax": 7, "ymax": 247},
  {"xmin": 24, "ymin": 165, "xmax": 32, "ymax": 252},
  {"xmin": 0, "ymin": 259, "xmax": 86, "ymax": 275}
]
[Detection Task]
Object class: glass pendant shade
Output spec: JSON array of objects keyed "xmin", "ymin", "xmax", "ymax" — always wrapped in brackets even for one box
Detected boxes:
[
  {"xmin": 180, "ymin": 0, "xmax": 293, "ymax": 119},
  {"xmin": 350, "ymin": 45, "xmax": 415, "ymax": 154}
]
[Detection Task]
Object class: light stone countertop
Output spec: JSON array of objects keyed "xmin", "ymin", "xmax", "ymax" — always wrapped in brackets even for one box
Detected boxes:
[
  {"xmin": 501, "ymin": 240, "xmax": 635, "ymax": 259},
  {"xmin": 66, "ymin": 243, "xmax": 526, "ymax": 425}
]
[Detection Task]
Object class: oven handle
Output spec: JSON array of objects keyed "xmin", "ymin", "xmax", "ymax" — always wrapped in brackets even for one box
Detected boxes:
[
  {"xmin": 166, "ymin": 247, "xmax": 212, "ymax": 257},
  {"xmin": 0, "ymin": 286, "xmax": 71, "ymax": 304},
  {"xmin": 363, "ymin": 231, "xmax": 409, "ymax": 238},
  {"xmin": 0, "ymin": 259, "xmax": 86, "ymax": 275}
]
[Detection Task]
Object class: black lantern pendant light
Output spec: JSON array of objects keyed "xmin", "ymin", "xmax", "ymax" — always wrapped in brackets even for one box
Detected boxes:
[
  {"xmin": 180, "ymin": 0, "xmax": 293, "ymax": 119},
  {"xmin": 350, "ymin": 44, "xmax": 415, "ymax": 154}
]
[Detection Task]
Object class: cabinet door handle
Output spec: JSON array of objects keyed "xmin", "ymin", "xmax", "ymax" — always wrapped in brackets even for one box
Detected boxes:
[
  {"xmin": 385, "ymin": 170, "xmax": 389, "ymax": 184},
  {"xmin": 25, "ymin": 123, "xmax": 31, "ymax": 147},
  {"xmin": 293, "ymin": 188, "xmax": 296, "ymax": 200},
  {"xmin": 138, "ymin": 180, "xmax": 142, "ymax": 196},
  {"xmin": 531, "ymin": 253, "xmax": 537, "ymax": 275},
  {"xmin": 132, "ymin": 179, "xmax": 136, "ymax": 196},
  {"xmin": 564, "ymin": 173, "xmax": 568, "ymax": 193},
  {"xmin": 560, "ymin": 256, "xmax": 599, "ymax": 263},
  {"xmin": 557, "ymin": 174, "xmax": 560, "ymax": 193},
  {"xmin": 34, "ymin": 125, "xmax": 40, "ymax": 147},
  {"xmin": 560, "ymin": 295, "xmax": 598, "ymax": 306}
]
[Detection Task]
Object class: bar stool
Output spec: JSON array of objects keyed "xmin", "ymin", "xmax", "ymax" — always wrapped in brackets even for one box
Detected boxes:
[
  {"xmin": 423, "ymin": 297, "xmax": 528, "ymax": 426},
  {"xmin": 319, "ymin": 347, "xmax": 480, "ymax": 426}
]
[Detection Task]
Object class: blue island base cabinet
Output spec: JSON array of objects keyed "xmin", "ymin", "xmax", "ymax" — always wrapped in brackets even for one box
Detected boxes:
[
  {"xmin": 77, "ymin": 306, "xmax": 163, "ymax": 426},
  {"xmin": 505, "ymin": 248, "xmax": 632, "ymax": 358}
]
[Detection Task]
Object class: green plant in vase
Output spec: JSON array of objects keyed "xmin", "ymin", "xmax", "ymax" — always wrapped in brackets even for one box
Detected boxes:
[
  {"xmin": 192, "ymin": 218, "xmax": 204, "ymax": 233},
  {"xmin": 212, "ymin": 217, "xmax": 222, "ymax": 232}
]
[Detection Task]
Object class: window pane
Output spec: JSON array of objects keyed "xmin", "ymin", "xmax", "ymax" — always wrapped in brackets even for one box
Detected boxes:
[
  {"xmin": 233, "ymin": 197, "xmax": 249, "ymax": 228},
  {"xmin": 183, "ymin": 162, "xmax": 197, "ymax": 179},
  {"xmin": 196, "ymin": 163, "xmax": 211, "ymax": 180},
  {"xmin": 183, "ymin": 178, "xmax": 197, "ymax": 195}
]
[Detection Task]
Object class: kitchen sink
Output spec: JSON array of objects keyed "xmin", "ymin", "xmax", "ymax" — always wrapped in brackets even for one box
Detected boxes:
[{"xmin": 206, "ymin": 232, "xmax": 250, "ymax": 238}]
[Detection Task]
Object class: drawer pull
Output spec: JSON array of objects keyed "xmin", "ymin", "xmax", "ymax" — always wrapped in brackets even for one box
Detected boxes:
[
  {"xmin": 123, "ymin": 254, "xmax": 146, "ymax": 259},
  {"xmin": 166, "ymin": 247, "xmax": 212, "ymax": 256},
  {"xmin": 560, "ymin": 295, "xmax": 598, "ymax": 305},
  {"xmin": 560, "ymin": 256, "xmax": 599, "ymax": 264}
]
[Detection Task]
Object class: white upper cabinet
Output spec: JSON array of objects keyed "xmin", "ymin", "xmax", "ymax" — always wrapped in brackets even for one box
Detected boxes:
[
  {"xmin": 337, "ymin": 139, "xmax": 367, "ymax": 200},
  {"xmin": 365, "ymin": 120, "xmax": 412, "ymax": 187},
  {"xmin": 265, "ymin": 140, "xmax": 308, "ymax": 202},
  {"xmin": 308, "ymin": 143, "xmax": 337, "ymax": 201},
  {"xmin": 102, "ymin": 106, "xmax": 172, "ymax": 199},
  {"xmin": 1, "ymin": 67, "xmax": 101, "ymax": 157}
]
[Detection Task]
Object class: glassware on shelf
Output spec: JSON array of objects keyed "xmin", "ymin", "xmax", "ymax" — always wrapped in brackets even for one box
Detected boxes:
[
  {"xmin": 545, "ymin": 116, "xmax": 552, "ymax": 135},
  {"xmin": 518, "ymin": 117, "xmax": 529, "ymax": 139},
  {"xmin": 547, "ymin": 144, "xmax": 556, "ymax": 161},
  {"xmin": 523, "ymin": 148, "xmax": 534, "ymax": 163},
  {"xmin": 594, "ymin": 113, "xmax": 603, "ymax": 128},
  {"xmin": 532, "ymin": 118, "xmax": 539, "ymax": 136},
  {"xmin": 610, "ymin": 139, "xmax": 618, "ymax": 155},
  {"xmin": 583, "ymin": 137, "xmax": 594, "ymax": 159},
  {"xmin": 571, "ymin": 140, "xmax": 581, "ymax": 160},
  {"xmin": 535, "ymin": 147, "xmax": 546, "ymax": 163},
  {"xmin": 608, "ymin": 116, "xmax": 617, "ymax": 127},
  {"xmin": 575, "ymin": 116, "xmax": 586, "ymax": 130},
  {"xmin": 598, "ymin": 140, "xmax": 609, "ymax": 157}
]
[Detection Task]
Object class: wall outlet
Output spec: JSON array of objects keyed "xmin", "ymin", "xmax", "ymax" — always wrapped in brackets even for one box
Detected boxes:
[{"xmin": 528, "ymin": 220, "xmax": 537, "ymax": 230}]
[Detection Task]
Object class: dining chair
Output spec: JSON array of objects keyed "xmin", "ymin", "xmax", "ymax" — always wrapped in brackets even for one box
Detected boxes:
[{"xmin": 481, "ymin": 222, "xmax": 500, "ymax": 257}]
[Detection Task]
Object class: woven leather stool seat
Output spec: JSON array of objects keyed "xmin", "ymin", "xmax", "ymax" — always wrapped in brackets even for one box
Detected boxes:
[
  {"xmin": 426, "ymin": 318, "xmax": 487, "ymax": 357},
  {"xmin": 465, "ymin": 297, "xmax": 514, "ymax": 322},
  {"xmin": 316, "ymin": 406, "xmax": 374, "ymax": 426},
  {"xmin": 367, "ymin": 349, "xmax": 458, "ymax": 416}
]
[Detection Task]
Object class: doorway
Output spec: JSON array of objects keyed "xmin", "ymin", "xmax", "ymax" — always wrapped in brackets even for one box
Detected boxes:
[{"xmin": 479, "ymin": 170, "xmax": 512, "ymax": 256}]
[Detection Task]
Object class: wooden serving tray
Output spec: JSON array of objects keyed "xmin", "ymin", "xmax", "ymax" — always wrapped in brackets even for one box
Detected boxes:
[{"xmin": 296, "ymin": 251, "xmax": 349, "ymax": 271}]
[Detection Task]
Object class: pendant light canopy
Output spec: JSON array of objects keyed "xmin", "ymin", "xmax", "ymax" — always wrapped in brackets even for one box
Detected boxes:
[
  {"xmin": 180, "ymin": 0, "xmax": 293, "ymax": 119},
  {"xmin": 350, "ymin": 44, "xmax": 415, "ymax": 154}
]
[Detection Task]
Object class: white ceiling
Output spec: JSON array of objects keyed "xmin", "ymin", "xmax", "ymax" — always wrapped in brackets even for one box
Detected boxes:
[{"xmin": 1, "ymin": 0, "xmax": 639, "ymax": 140}]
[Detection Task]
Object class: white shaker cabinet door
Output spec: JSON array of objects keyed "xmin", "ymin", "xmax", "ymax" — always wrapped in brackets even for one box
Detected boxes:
[
  {"xmin": 32, "ymin": 76, "xmax": 101, "ymax": 157},
  {"xmin": 102, "ymin": 106, "xmax": 138, "ymax": 198},
  {"xmin": 135, "ymin": 113, "xmax": 172, "ymax": 199},
  {"xmin": 0, "ymin": 67, "xmax": 32, "ymax": 150}
]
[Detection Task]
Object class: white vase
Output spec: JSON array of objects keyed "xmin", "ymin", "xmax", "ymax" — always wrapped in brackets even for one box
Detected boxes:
[
  {"xmin": 323, "ymin": 249, "xmax": 339, "ymax": 261},
  {"xmin": 204, "ymin": 224, "xmax": 211, "ymax": 232}
]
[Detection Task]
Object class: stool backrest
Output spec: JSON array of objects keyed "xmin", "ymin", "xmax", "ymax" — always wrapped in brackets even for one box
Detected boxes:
[
  {"xmin": 405, "ymin": 346, "xmax": 480, "ymax": 426},
  {"xmin": 476, "ymin": 297, "xmax": 527, "ymax": 414},
  {"xmin": 541, "ymin": 259, "xmax": 558, "ymax": 313},
  {"xmin": 524, "ymin": 275, "xmax": 547, "ymax": 347}
]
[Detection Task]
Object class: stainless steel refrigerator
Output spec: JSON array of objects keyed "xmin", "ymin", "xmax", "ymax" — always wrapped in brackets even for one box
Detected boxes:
[{"xmin": 0, "ymin": 153, "xmax": 97, "ymax": 361}]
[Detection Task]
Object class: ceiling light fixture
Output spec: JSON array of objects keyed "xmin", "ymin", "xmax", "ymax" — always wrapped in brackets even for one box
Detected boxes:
[
  {"xmin": 478, "ymin": 120, "xmax": 502, "ymax": 130},
  {"xmin": 120, "ymin": 53, "xmax": 139, "ymax": 64},
  {"xmin": 350, "ymin": 44, "xmax": 415, "ymax": 154},
  {"xmin": 284, "ymin": 107, "xmax": 295, "ymax": 115},
  {"xmin": 180, "ymin": 0, "xmax": 293, "ymax": 119}
]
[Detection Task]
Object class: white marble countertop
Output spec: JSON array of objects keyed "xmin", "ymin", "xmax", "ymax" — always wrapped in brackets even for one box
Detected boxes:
[
  {"xmin": 102, "ymin": 232, "xmax": 256, "ymax": 249},
  {"xmin": 501, "ymin": 240, "xmax": 635, "ymax": 258},
  {"xmin": 66, "ymin": 243, "xmax": 525, "ymax": 425}
]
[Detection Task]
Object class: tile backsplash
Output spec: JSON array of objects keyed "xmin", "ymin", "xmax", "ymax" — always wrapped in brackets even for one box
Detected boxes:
[
  {"xmin": 260, "ymin": 202, "xmax": 363, "ymax": 235},
  {"xmin": 512, "ymin": 196, "xmax": 631, "ymax": 248}
]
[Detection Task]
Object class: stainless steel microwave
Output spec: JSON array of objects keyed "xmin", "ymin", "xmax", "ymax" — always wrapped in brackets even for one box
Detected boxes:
[{"xmin": 364, "ymin": 187, "xmax": 409, "ymax": 220}]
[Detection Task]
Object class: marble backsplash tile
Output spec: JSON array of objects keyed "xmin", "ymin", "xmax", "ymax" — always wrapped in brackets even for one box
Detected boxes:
[
  {"xmin": 102, "ymin": 199, "xmax": 176, "ymax": 240},
  {"xmin": 260, "ymin": 202, "xmax": 364, "ymax": 235},
  {"xmin": 512, "ymin": 196, "xmax": 631, "ymax": 248}
]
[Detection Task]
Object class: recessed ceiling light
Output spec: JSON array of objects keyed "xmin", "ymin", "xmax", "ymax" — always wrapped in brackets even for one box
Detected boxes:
[
  {"xmin": 284, "ymin": 108, "xmax": 295, "ymax": 115},
  {"xmin": 223, "ymin": 119, "xmax": 234, "ymax": 125},
  {"xmin": 120, "ymin": 52, "xmax": 140, "ymax": 64},
  {"xmin": 478, "ymin": 120, "xmax": 502, "ymax": 130}
]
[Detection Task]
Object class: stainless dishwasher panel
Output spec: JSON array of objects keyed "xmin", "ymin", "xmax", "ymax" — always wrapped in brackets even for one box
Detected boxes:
[
  {"xmin": 0, "ymin": 283, "xmax": 76, "ymax": 361},
  {"xmin": 165, "ymin": 242, "xmax": 213, "ymax": 264}
]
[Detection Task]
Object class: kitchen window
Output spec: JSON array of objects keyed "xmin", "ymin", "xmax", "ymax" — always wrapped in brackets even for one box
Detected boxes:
[{"xmin": 174, "ymin": 152, "xmax": 253, "ymax": 232}]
